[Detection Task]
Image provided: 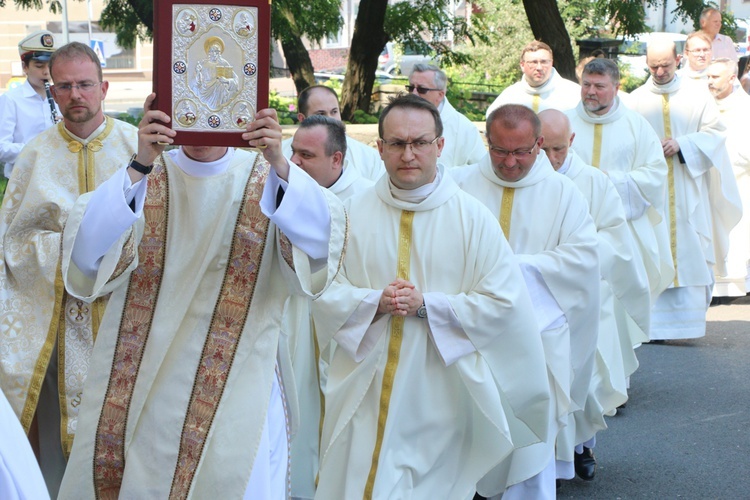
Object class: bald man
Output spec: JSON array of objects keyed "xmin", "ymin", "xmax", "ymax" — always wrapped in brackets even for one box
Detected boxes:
[
  {"xmin": 631, "ymin": 40, "xmax": 741, "ymax": 340},
  {"xmin": 540, "ymin": 109, "xmax": 650, "ymax": 482},
  {"xmin": 707, "ymin": 59, "xmax": 750, "ymax": 300}
]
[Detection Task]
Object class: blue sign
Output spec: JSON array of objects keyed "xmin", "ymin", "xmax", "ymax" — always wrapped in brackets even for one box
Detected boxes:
[{"xmin": 90, "ymin": 39, "xmax": 106, "ymax": 68}]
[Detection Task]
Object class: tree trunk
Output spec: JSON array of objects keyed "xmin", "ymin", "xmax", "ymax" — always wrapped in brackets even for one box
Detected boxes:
[
  {"xmin": 521, "ymin": 0, "xmax": 577, "ymax": 82},
  {"xmin": 340, "ymin": 0, "xmax": 389, "ymax": 120},
  {"xmin": 281, "ymin": 36, "xmax": 317, "ymax": 94}
]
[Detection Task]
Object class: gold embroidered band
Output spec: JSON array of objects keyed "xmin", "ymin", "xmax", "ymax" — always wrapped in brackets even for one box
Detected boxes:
[
  {"xmin": 363, "ymin": 210, "xmax": 415, "ymax": 499},
  {"xmin": 661, "ymin": 94, "xmax": 679, "ymax": 287},
  {"xmin": 499, "ymin": 187, "xmax": 515, "ymax": 240}
]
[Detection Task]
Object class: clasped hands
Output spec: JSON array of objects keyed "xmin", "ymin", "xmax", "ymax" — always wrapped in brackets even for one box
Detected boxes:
[{"xmin": 377, "ymin": 278, "xmax": 423, "ymax": 317}]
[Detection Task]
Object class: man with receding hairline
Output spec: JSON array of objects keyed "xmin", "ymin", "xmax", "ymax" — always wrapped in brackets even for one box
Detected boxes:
[
  {"xmin": 681, "ymin": 31, "xmax": 713, "ymax": 81},
  {"xmin": 631, "ymin": 39, "xmax": 741, "ymax": 340},
  {"xmin": 707, "ymin": 58, "xmax": 750, "ymax": 300},
  {"xmin": 540, "ymin": 108, "xmax": 651, "ymax": 483},
  {"xmin": 407, "ymin": 63, "xmax": 485, "ymax": 167},
  {"xmin": 313, "ymin": 94, "xmax": 550, "ymax": 498},
  {"xmin": 485, "ymin": 40, "xmax": 581, "ymax": 117},
  {"xmin": 699, "ymin": 7, "xmax": 738, "ymax": 62},
  {"xmin": 453, "ymin": 104, "xmax": 598, "ymax": 499},
  {"xmin": 0, "ymin": 41, "xmax": 137, "ymax": 497},
  {"xmin": 282, "ymin": 84, "xmax": 384, "ymax": 181}
]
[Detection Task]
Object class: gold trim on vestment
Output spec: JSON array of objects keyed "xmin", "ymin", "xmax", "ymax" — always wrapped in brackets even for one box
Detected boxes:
[
  {"xmin": 20, "ymin": 261, "xmax": 65, "ymax": 434},
  {"xmin": 363, "ymin": 210, "xmax": 414, "ymax": 500},
  {"xmin": 169, "ymin": 154, "xmax": 269, "ymax": 498},
  {"xmin": 591, "ymin": 123, "xmax": 603, "ymax": 168},
  {"xmin": 58, "ymin": 116, "xmax": 115, "ymax": 193},
  {"xmin": 499, "ymin": 188, "xmax": 515, "ymax": 240},
  {"xmin": 93, "ymin": 160, "xmax": 170, "ymax": 500},
  {"xmin": 661, "ymin": 94, "xmax": 679, "ymax": 287},
  {"xmin": 532, "ymin": 94, "xmax": 540, "ymax": 113}
]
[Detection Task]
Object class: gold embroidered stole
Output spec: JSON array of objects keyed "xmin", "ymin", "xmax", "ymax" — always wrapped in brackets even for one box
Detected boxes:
[
  {"xmin": 499, "ymin": 188, "xmax": 515, "ymax": 239},
  {"xmin": 363, "ymin": 210, "xmax": 415, "ymax": 500},
  {"xmin": 93, "ymin": 154, "xmax": 269, "ymax": 499},
  {"xmin": 532, "ymin": 94, "xmax": 541, "ymax": 113},
  {"xmin": 591, "ymin": 123, "xmax": 603, "ymax": 168},
  {"xmin": 661, "ymin": 94, "xmax": 679, "ymax": 286},
  {"xmin": 19, "ymin": 118, "xmax": 114, "ymax": 450}
]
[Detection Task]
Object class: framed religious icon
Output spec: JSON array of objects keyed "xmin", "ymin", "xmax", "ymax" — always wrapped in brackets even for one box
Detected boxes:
[{"xmin": 153, "ymin": 0, "xmax": 270, "ymax": 147}]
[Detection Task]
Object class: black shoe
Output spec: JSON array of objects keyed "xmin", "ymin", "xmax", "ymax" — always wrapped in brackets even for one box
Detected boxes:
[{"xmin": 574, "ymin": 447, "xmax": 596, "ymax": 481}]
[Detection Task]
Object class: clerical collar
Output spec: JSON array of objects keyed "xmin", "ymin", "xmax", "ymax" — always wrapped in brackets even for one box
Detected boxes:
[
  {"xmin": 388, "ymin": 167, "xmax": 441, "ymax": 203},
  {"xmin": 583, "ymin": 95, "xmax": 620, "ymax": 120},
  {"xmin": 173, "ymin": 147, "xmax": 235, "ymax": 177},
  {"xmin": 557, "ymin": 154, "xmax": 572, "ymax": 175},
  {"xmin": 648, "ymin": 74, "xmax": 682, "ymax": 95},
  {"xmin": 64, "ymin": 118, "xmax": 108, "ymax": 144},
  {"xmin": 523, "ymin": 68, "xmax": 558, "ymax": 95}
]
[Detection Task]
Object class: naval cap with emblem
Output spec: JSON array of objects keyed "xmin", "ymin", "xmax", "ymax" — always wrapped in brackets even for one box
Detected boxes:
[{"xmin": 18, "ymin": 30, "xmax": 57, "ymax": 63}]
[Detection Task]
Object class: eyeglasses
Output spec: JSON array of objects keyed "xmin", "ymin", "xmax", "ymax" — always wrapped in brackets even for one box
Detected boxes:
[
  {"xmin": 53, "ymin": 82, "xmax": 102, "ymax": 96},
  {"xmin": 523, "ymin": 59, "xmax": 552, "ymax": 67},
  {"xmin": 405, "ymin": 84, "xmax": 442, "ymax": 95},
  {"xmin": 686, "ymin": 48, "xmax": 711, "ymax": 54},
  {"xmin": 488, "ymin": 138, "xmax": 539, "ymax": 159},
  {"xmin": 381, "ymin": 136, "xmax": 440, "ymax": 153}
]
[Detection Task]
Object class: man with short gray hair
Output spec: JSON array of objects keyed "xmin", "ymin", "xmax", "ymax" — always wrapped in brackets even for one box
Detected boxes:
[
  {"xmin": 699, "ymin": 7, "xmax": 738, "ymax": 62},
  {"xmin": 407, "ymin": 63, "xmax": 485, "ymax": 167}
]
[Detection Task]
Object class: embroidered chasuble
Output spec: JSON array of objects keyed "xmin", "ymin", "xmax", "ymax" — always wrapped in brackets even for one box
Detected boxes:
[
  {"xmin": 485, "ymin": 68, "xmax": 581, "ymax": 118},
  {"xmin": 567, "ymin": 98, "xmax": 674, "ymax": 297},
  {"xmin": 57, "ymin": 150, "xmax": 346, "ymax": 499},
  {"xmin": 0, "ymin": 116, "xmax": 137, "ymax": 457},
  {"xmin": 312, "ymin": 167, "xmax": 550, "ymax": 499},
  {"xmin": 452, "ymin": 153, "xmax": 600, "ymax": 494}
]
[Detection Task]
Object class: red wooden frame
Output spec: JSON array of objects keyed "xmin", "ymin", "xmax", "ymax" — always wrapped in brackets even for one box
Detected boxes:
[{"xmin": 153, "ymin": 0, "xmax": 270, "ymax": 147}]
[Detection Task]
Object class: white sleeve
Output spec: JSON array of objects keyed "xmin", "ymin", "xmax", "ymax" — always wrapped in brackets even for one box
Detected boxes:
[
  {"xmin": 607, "ymin": 169, "xmax": 651, "ymax": 220},
  {"xmin": 516, "ymin": 261, "xmax": 566, "ymax": 332},
  {"xmin": 260, "ymin": 160, "xmax": 331, "ymax": 261},
  {"xmin": 0, "ymin": 95, "xmax": 23, "ymax": 165},
  {"xmin": 71, "ymin": 167, "xmax": 147, "ymax": 279}
]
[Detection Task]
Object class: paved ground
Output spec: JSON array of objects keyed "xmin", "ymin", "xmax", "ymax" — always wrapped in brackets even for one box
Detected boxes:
[{"xmin": 559, "ymin": 297, "xmax": 750, "ymax": 498}]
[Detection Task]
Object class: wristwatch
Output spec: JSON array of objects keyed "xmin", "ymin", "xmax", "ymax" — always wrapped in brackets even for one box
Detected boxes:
[
  {"xmin": 416, "ymin": 301, "xmax": 427, "ymax": 319},
  {"xmin": 128, "ymin": 153, "xmax": 153, "ymax": 175}
]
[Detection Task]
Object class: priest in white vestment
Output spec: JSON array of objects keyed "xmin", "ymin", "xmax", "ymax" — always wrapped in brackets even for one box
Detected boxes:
[
  {"xmin": 282, "ymin": 85, "xmax": 384, "ymax": 181},
  {"xmin": 631, "ymin": 40, "xmax": 742, "ymax": 340},
  {"xmin": 57, "ymin": 94, "xmax": 347, "ymax": 499},
  {"xmin": 679, "ymin": 32, "xmax": 713, "ymax": 82},
  {"xmin": 708, "ymin": 58, "xmax": 750, "ymax": 298},
  {"xmin": 567, "ymin": 58, "xmax": 673, "ymax": 299},
  {"xmin": 485, "ymin": 41, "xmax": 581, "ymax": 117},
  {"xmin": 408, "ymin": 64, "xmax": 486, "ymax": 167},
  {"xmin": 453, "ymin": 104, "xmax": 599, "ymax": 499},
  {"xmin": 540, "ymin": 109, "xmax": 652, "ymax": 482},
  {"xmin": 0, "ymin": 388, "xmax": 50, "ymax": 500},
  {"xmin": 313, "ymin": 94, "xmax": 550, "ymax": 499},
  {"xmin": 283, "ymin": 115, "xmax": 374, "ymax": 500},
  {"xmin": 0, "ymin": 42, "xmax": 137, "ymax": 497}
]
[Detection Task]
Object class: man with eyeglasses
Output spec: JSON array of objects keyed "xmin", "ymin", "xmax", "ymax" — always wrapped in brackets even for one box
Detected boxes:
[
  {"xmin": 452, "ymin": 104, "xmax": 599, "ymax": 500},
  {"xmin": 313, "ymin": 94, "xmax": 550, "ymax": 498},
  {"xmin": 285, "ymin": 114, "xmax": 374, "ymax": 500},
  {"xmin": 568, "ymin": 58, "xmax": 672, "ymax": 301},
  {"xmin": 707, "ymin": 58, "xmax": 750, "ymax": 301},
  {"xmin": 282, "ymin": 85, "xmax": 384, "ymax": 181},
  {"xmin": 0, "ymin": 41, "xmax": 137, "ymax": 497},
  {"xmin": 0, "ymin": 30, "xmax": 60, "ymax": 180},
  {"xmin": 680, "ymin": 32, "xmax": 713, "ymax": 81},
  {"xmin": 485, "ymin": 41, "xmax": 581, "ymax": 118},
  {"xmin": 631, "ymin": 39, "xmax": 741, "ymax": 341},
  {"xmin": 407, "ymin": 63, "xmax": 485, "ymax": 167},
  {"xmin": 539, "ymin": 108, "xmax": 651, "ymax": 485}
]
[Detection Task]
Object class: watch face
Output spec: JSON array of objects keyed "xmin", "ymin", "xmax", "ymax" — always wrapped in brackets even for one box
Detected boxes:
[{"xmin": 417, "ymin": 305, "xmax": 427, "ymax": 318}]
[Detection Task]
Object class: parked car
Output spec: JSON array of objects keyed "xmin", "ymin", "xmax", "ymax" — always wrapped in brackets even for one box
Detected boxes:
[
  {"xmin": 618, "ymin": 32, "xmax": 688, "ymax": 78},
  {"xmin": 378, "ymin": 41, "xmax": 435, "ymax": 76}
]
